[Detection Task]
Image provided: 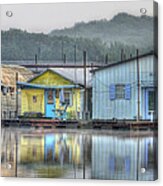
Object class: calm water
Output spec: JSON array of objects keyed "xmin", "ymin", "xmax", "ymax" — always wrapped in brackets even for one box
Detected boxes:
[{"xmin": 1, "ymin": 127, "xmax": 158, "ymax": 180}]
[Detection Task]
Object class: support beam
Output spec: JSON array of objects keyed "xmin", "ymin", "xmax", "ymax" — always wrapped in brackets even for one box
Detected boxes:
[
  {"xmin": 136, "ymin": 49, "xmax": 140, "ymax": 121},
  {"xmin": 35, "ymin": 54, "xmax": 38, "ymax": 72},
  {"xmin": 74, "ymin": 45, "xmax": 78, "ymax": 119},
  {"xmin": 22, "ymin": 64, "xmax": 102, "ymax": 68},
  {"xmin": 16, "ymin": 72, "xmax": 19, "ymax": 118},
  {"xmin": 83, "ymin": 51, "xmax": 87, "ymax": 117}
]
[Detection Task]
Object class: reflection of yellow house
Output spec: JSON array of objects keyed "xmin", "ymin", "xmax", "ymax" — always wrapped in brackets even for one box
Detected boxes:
[
  {"xmin": 55, "ymin": 135, "xmax": 81, "ymax": 164},
  {"xmin": 17, "ymin": 68, "xmax": 92, "ymax": 119},
  {"xmin": 71, "ymin": 140, "xmax": 81, "ymax": 164},
  {"xmin": 20, "ymin": 134, "xmax": 44, "ymax": 163},
  {"xmin": 20, "ymin": 133, "xmax": 82, "ymax": 165}
]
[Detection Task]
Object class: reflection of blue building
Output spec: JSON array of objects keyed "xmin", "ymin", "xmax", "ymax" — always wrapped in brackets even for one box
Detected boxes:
[
  {"xmin": 44, "ymin": 134, "xmax": 55, "ymax": 161},
  {"xmin": 91, "ymin": 135, "xmax": 157, "ymax": 180},
  {"xmin": 43, "ymin": 133, "xmax": 84, "ymax": 166}
]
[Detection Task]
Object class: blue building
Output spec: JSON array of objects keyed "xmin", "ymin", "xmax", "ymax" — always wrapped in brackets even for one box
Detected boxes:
[{"xmin": 92, "ymin": 52, "xmax": 158, "ymax": 120}]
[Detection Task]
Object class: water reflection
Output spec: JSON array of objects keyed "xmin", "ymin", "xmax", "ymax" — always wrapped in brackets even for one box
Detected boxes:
[
  {"xmin": 1, "ymin": 128, "xmax": 157, "ymax": 180},
  {"xmin": 92, "ymin": 134, "xmax": 157, "ymax": 180}
]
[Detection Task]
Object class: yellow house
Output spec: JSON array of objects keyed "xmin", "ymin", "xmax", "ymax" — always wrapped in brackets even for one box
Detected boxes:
[{"xmin": 17, "ymin": 68, "xmax": 92, "ymax": 119}]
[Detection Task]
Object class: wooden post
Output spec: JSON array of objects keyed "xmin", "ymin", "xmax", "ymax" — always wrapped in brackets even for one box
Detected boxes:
[
  {"xmin": 63, "ymin": 54, "xmax": 66, "ymax": 64},
  {"xmin": 61, "ymin": 40, "xmax": 64, "ymax": 62},
  {"xmin": 74, "ymin": 45, "xmax": 78, "ymax": 119},
  {"xmin": 121, "ymin": 49, "xmax": 124, "ymax": 61},
  {"xmin": 38, "ymin": 47, "xmax": 41, "ymax": 59},
  {"xmin": 105, "ymin": 54, "xmax": 108, "ymax": 64},
  {"xmin": 16, "ymin": 72, "xmax": 18, "ymax": 118},
  {"xmin": 83, "ymin": 51, "xmax": 87, "ymax": 119},
  {"xmin": 35, "ymin": 54, "xmax": 38, "ymax": 72},
  {"xmin": 74, "ymin": 45, "xmax": 77, "ymax": 64},
  {"xmin": 136, "ymin": 49, "xmax": 140, "ymax": 121}
]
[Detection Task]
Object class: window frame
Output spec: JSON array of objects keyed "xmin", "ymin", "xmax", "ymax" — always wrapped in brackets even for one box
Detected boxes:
[
  {"xmin": 64, "ymin": 90, "xmax": 73, "ymax": 107},
  {"xmin": 115, "ymin": 84, "xmax": 125, "ymax": 99},
  {"xmin": 47, "ymin": 90, "xmax": 54, "ymax": 104}
]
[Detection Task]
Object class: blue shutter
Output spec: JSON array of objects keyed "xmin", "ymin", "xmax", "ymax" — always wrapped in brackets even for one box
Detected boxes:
[
  {"xmin": 109, "ymin": 84, "xmax": 116, "ymax": 100},
  {"xmin": 125, "ymin": 84, "xmax": 131, "ymax": 100}
]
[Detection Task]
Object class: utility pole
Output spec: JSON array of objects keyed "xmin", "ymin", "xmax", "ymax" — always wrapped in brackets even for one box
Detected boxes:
[
  {"xmin": 136, "ymin": 49, "xmax": 140, "ymax": 121},
  {"xmin": 83, "ymin": 51, "xmax": 87, "ymax": 119}
]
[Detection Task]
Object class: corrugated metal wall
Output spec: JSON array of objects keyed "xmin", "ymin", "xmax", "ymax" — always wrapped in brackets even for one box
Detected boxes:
[{"xmin": 92, "ymin": 55, "xmax": 157, "ymax": 119}]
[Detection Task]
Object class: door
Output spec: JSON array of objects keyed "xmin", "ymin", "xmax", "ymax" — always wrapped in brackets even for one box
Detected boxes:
[
  {"xmin": 145, "ymin": 88, "xmax": 156, "ymax": 120},
  {"xmin": 45, "ymin": 90, "xmax": 56, "ymax": 118}
]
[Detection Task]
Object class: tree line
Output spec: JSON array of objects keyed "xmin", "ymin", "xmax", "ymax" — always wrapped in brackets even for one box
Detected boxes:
[{"xmin": 1, "ymin": 29, "xmax": 151, "ymax": 63}]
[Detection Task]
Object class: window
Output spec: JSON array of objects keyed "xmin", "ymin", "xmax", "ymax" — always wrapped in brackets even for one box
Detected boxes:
[
  {"xmin": 148, "ymin": 90, "xmax": 156, "ymax": 111},
  {"xmin": 47, "ymin": 90, "xmax": 54, "ymax": 104},
  {"xmin": 109, "ymin": 84, "xmax": 131, "ymax": 100},
  {"xmin": 115, "ymin": 85, "xmax": 125, "ymax": 99},
  {"xmin": 64, "ymin": 91, "xmax": 73, "ymax": 106}
]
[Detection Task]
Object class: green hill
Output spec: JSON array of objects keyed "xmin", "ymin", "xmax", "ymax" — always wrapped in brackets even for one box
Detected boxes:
[
  {"xmin": 50, "ymin": 13, "xmax": 154, "ymax": 49},
  {"xmin": 1, "ymin": 13, "xmax": 155, "ymax": 62}
]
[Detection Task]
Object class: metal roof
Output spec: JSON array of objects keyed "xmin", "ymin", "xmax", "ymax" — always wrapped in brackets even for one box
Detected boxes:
[
  {"xmin": 49, "ymin": 68, "xmax": 93, "ymax": 88},
  {"xmin": 91, "ymin": 51, "xmax": 157, "ymax": 73},
  {"xmin": 1, "ymin": 65, "xmax": 34, "ymax": 87},
  {"xmin": 28, "ymin": 68, "xmax": 94, "ymax": 88}
]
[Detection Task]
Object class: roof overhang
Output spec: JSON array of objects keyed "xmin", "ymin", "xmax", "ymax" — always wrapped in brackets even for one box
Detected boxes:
[{"xmin": 17, "ymin": 82, "xmax": 81, "ymax": 89}]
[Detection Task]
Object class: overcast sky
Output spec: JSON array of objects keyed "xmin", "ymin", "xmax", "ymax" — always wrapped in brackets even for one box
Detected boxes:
[{"xmin": 0, "ymin": 1, "xmax": 153, "ymax": 34}]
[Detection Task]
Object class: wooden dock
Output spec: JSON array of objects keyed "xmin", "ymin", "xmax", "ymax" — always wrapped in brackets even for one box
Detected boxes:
[
  {"xmin": 1, "ymin": 118, "xmax": 158, "ymax": 130},
  {"xmin": 1, "ymin": 119, "xmax": 79, "ymax": 129},
  {"xmin": 92, "ymin": 120, "xmax": 158, "ymax": 130}
]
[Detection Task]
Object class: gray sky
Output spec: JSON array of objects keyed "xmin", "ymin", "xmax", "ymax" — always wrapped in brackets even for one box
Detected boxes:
[{"xmin": 1, "ymin": 1, "xmax": 153, "ymax": 34}]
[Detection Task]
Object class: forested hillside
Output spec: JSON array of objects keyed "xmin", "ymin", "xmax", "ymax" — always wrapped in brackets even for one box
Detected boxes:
[
  {"xmin": 50, "ymin": 13, "xmax": 154, "ymax": 49},
  {"xmin": 1, "ymin": 13, "xmax": 154, "ymax": 62}
]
